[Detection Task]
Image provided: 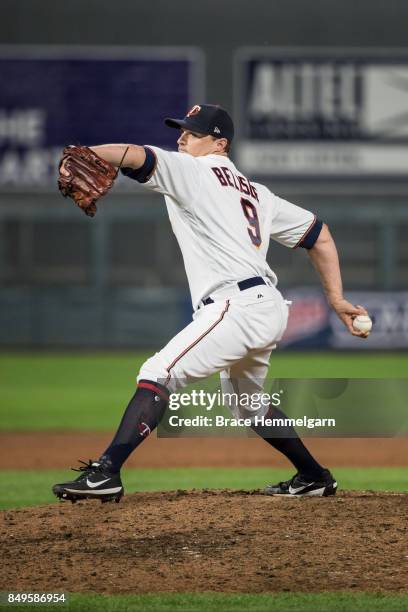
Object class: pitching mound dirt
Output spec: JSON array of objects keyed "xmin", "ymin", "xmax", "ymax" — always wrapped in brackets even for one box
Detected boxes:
[{"xmin": 2, "ymin": 489, "xmax": 408, "ymax": 594}]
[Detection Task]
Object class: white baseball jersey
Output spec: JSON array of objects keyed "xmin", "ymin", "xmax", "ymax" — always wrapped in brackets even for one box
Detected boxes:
[
  {"xmin": 125, "ymin": 145, "xmax": 321, "ymax": 408},
  {"xmin": 140, "ymin": 147, "xmax": 315, "ymax": 310}
]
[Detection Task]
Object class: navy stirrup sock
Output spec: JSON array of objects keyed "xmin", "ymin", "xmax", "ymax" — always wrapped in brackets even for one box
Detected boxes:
[
  {"xmin": 251, "ymin": 406, "xmax": 324, "ymax": 479},
  {"xmin": 100, "ymin": 380, "xmax": 169, "ymax": 473}
]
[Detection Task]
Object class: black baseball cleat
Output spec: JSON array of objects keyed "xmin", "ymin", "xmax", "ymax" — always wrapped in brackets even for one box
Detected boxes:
[
  {"xmin": 52, "ymin": 459, "xmax": 124, "ymax": 503},
  {"xmin": 264, "ymin": 469, "xmax": 337, "ymax": 497}
]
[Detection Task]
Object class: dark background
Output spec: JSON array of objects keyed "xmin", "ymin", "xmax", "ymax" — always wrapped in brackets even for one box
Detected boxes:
[{"xmin": 2, "ymin": 0, "xmax": 408, "ymax": 110}]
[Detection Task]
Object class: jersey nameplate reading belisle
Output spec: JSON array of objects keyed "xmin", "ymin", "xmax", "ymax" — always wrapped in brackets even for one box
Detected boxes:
[{"xmin": 211, "ymin": 166, "xmax": 259, "ymax": 200}]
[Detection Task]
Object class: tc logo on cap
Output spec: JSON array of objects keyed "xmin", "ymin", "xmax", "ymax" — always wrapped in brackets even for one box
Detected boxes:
[{"xmin": 187, "ymin": 105, "xmax": 201, "ymax": 117}]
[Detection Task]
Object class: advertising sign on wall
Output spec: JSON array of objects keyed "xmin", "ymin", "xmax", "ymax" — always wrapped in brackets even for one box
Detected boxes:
[
  {"xmin": 235, "ymin": 48, "xmax": 408, "ymax": 179},
  {"xmin": 0, "ymin": 46, "xmax": 204, "ymax": 190}
]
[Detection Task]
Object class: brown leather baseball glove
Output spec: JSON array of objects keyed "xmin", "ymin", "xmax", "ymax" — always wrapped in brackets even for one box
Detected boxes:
[{"xmin": 58, "ymin": 145, "xmax": 117, "ymax": 217}]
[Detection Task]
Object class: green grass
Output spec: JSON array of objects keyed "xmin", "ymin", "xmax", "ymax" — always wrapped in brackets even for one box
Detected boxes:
[
  {"xmin": 64, "ymin": 592, "xmax": 408, "ymax": 612},
  {"xmin": 0, "ymin": 353, "xmax": 150, "ymax": 431},
  {"xmin": 1, "ymin": 467, "xmax": 407, "ymax": 510},
  {"xmin": 1, "ymin": 352, "xmax": 406, "ymax": 431},
  {"xmin": 3, "ymin": 592, "xmax": 408, "ymax": 612}
]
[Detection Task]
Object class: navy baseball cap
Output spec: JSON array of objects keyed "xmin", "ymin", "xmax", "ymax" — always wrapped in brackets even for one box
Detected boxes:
[{"xmin": 164, "ymin": 104, "xmax": 234, "ymax": 142}]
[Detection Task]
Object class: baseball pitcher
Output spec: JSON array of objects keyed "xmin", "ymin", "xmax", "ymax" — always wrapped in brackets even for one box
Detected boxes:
[{"xmin": 53, "ymin": 104, "xmax": 369, "ymax": 503}]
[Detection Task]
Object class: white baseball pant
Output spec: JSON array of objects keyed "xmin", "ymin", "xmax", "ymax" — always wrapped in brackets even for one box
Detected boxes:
[{"xmin": 138, "ymin": 282, "xmax": 289, "ymax": 420}]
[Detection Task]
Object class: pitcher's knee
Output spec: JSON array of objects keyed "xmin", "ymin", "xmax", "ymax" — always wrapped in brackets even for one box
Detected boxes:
[
  {"xmin": 230, "ymin": 393, "xmax": 270, "ymax": 423},
  {"xmin": 138, "ymin": 354, "xmax": 187, "ymax": 393},
  {"xmin": 138, "ymin": 353, "xmax": 169, "ymax": 387}
]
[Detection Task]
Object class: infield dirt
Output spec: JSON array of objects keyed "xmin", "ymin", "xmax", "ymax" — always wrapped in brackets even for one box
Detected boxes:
[
  {"xmin": 2, "ymin": 433, "xmax": 408, "ymax": 468},
  {"xmin": 2, "ymin": 489, "xmax": 408, "ymax": 594}
]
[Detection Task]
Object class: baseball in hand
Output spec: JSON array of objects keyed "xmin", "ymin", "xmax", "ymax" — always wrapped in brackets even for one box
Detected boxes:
[{"xmin": 352, "ymin": 315, "xmax": 372, "ymax": 334}]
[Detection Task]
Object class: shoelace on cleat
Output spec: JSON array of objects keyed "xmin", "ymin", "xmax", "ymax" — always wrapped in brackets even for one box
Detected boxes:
[
  {"xmin": 267, "ymin": 473, "xmax": 299, "ymax": 490},
  {"xmin": 70, "ymin": 459, "xmax": 106, "ymax": 481},
  {"xmin": 71, "ymin": 459, "xmax": 100, "ymax": 473}
]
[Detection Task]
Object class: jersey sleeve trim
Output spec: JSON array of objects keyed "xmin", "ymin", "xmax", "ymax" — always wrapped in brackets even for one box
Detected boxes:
[
  {"xmin": 294, "ymin": 217, "xmax": 323, "ymax": 249},
  {"xmin": 120, "ymin": 146, "xmax": 157, "ymax": 183}
]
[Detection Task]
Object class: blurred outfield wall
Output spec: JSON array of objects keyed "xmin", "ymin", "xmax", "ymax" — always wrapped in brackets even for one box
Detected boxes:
[{"xmin": 1, "ymin": 194, "xmax": 407, "ymax": 348}]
